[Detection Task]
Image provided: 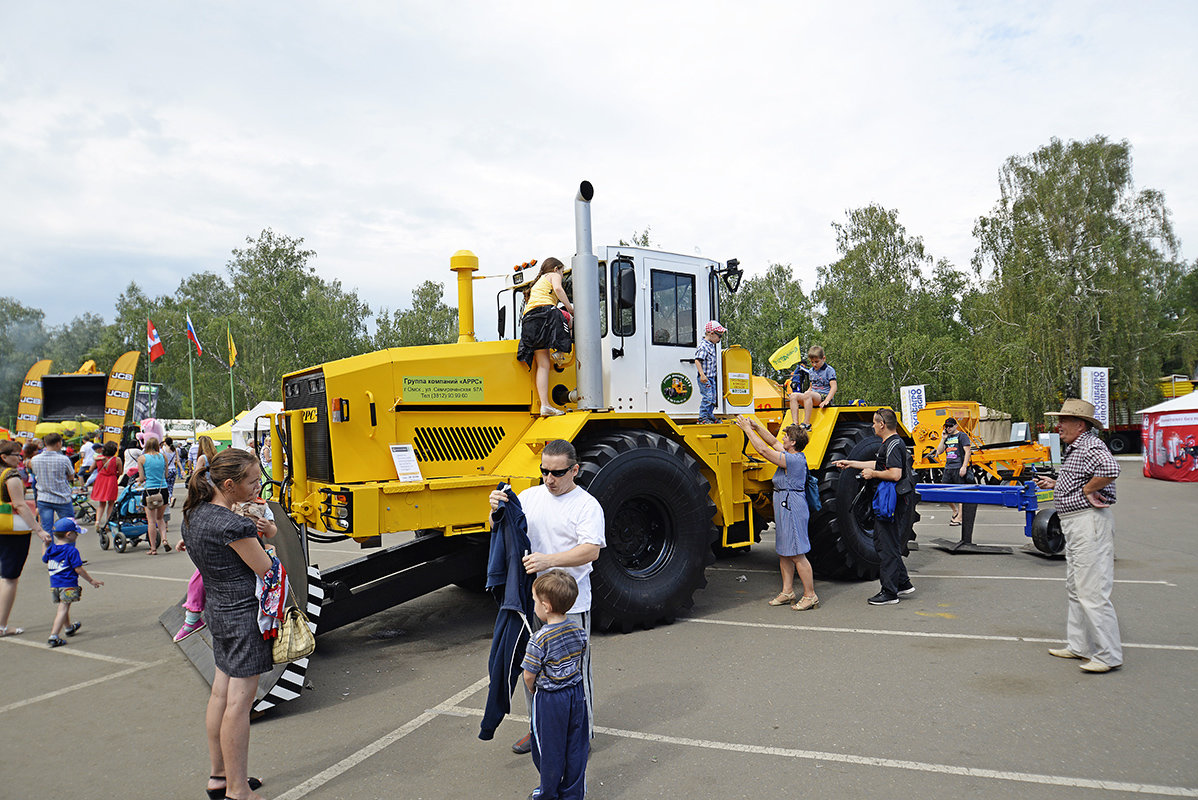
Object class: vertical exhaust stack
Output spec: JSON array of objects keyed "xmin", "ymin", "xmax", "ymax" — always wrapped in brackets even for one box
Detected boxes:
[
  {"xmin": 450, "ymin": 250, "xmax": 479, "ymax": 343},
  {"xmin": 571, "ymin": 181, "xmax": 603, "ymax": 410}
]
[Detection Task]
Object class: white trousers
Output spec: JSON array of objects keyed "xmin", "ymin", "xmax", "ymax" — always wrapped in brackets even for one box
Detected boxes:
[{"xmin": 1060, "ymin": 507, "xmax": 1123, "ymax": 667}]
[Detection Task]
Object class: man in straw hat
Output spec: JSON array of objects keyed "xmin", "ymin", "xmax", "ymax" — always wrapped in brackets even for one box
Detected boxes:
[{"xmin": 1035, "ymin": 399, "xmax": 1122, "ymax": 673}]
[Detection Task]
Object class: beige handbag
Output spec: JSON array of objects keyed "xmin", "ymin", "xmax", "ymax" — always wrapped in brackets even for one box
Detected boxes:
[
  {"xmin": 145, "ymin": 491, "xmax": 165, "ymax": 510},
  {"xmin": 272, "ymin": 587, "xmax": 316, "ymax": 664}
]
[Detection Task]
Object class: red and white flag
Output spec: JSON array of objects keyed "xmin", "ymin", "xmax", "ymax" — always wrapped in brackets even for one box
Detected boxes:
[
  {"xmin": 185, "ymin": 313, "xmax": 203, "ymax": 356},
  {"xmin": 147, "ymin": 318, "xmax": 165, "ymax": 362}
]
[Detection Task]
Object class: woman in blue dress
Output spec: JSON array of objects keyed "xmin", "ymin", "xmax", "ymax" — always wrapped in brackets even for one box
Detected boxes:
[{"xmin": 734, "ymin": 416, "xmax": 819, "ymax": 611}]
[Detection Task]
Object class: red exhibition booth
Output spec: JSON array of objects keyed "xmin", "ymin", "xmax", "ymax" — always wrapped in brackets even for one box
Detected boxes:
[{"xmin": 1140, "ymin": 392, "xmax": 1198, "ymax": 483}]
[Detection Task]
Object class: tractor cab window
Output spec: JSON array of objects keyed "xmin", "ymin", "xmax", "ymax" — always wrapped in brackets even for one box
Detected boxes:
[{"xmin": 650, "ymin": 270, "xmax": 696, "ymax": 347}]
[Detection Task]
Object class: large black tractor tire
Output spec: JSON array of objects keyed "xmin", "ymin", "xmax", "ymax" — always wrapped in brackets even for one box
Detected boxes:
[
  {"xmin": 808, "ymin": 421, "xmax": 898, "ymax": 581},
  {"xmin": 575, "ymin": 430, "xmax": 718, "ymax": 633}
]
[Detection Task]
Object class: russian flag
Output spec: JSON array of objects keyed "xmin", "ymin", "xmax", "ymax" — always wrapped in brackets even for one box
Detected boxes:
[
  {"xmin": 147, "ymin": 318, "xmax": 165, "ymax": 362},
  {"xmin": 185, "ymin": 313, "xmax": 203, "ymax": 356}
]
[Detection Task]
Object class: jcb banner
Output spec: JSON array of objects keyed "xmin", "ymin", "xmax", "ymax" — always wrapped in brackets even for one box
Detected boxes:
[
  {"xmin": 102, "ymin": 351, "xmax": 141, "ymax": 445},
  {"xmin": 14, "ymin": 359, "xmax": 53, "ymax": 442}
]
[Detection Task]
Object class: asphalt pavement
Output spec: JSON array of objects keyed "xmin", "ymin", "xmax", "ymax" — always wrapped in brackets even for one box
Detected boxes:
[{"xmin": 1, "ymin": 468, "xmax": 1195, "ymax": 799}]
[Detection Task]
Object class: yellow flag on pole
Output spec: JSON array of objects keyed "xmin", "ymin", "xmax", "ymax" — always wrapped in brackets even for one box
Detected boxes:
[
  {"xmin": 768, "ymin": 337, "xmax": 803, "ymax": 370},
  {"xmin": 227, "ymin": 324, "xmax": 238, "ymax": 368}
]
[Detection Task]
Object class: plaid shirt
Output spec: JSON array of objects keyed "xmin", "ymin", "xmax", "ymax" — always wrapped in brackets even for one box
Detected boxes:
[
  {"xmin": 29, "ymin": 450, "xmax": 76, "ymax": 505},
  {"xmin": 694, "ymin": 339, "xmax": 718, "ymax": 383},
  {"xmin": 1054, "ymin": 430, "xmax": 1119, "ymax": 514}
]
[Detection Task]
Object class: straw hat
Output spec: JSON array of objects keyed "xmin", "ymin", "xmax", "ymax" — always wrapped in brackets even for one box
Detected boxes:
[{"xmin": 1045, "ymin": 398, "xmax": 1103, "ymax": 430}]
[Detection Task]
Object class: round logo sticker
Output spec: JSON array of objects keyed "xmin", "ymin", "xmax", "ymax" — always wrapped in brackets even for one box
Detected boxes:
[{"xmin": 660, "ymin": 373, "xmax": 693, "ymax": 404}]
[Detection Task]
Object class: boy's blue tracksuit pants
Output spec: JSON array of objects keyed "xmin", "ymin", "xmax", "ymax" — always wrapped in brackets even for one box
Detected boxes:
[{"xmin": 530, "ymin": 682, "xmax": 588, "ymax": 800}]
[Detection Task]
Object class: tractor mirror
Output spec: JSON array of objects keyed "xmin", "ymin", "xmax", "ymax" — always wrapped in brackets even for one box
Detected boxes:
[
  {"xmin": 617, "ymin": 265, "xmax": 636, "ymax": 309},
  {"xmin": 721, "ymin": 259, "xmax": 744, "ymax": 293}
]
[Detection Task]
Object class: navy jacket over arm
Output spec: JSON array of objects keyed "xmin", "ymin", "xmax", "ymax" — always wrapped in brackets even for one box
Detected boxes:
[{"xmin": 479, "ymin": 484, "xmax": 535, "ymax": 740}]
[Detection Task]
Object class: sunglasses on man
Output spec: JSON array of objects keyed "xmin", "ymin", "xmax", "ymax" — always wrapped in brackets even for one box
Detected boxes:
[{"xmin": 540, "ymin": 465, "xmax": 574, "ymax": 477}]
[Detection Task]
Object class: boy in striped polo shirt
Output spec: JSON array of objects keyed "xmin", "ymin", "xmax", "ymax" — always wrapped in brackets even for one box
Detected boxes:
[{"xmin": 522, "ymin": 570, "xmax": 588, "ymax": 800}]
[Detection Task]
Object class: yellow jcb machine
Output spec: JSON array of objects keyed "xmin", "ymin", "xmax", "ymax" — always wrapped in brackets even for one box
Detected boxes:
[{"xmin": 258, "ymin": 182, "xmax": 912, "ymax": 651}]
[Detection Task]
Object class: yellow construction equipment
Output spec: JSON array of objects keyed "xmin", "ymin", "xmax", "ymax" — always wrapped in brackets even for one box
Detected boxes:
[
  {"xmin": 911, "ymin": 401, "xmax": 1050, "ymax": 484},
  {"xmin": 257, "ymin": 182, "xmax": 913, "ymax": 639}
]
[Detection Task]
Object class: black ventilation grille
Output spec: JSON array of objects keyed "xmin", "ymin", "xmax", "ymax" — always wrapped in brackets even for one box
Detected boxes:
[
  {"xmin": 283, "ymin": 372, "xmax": 332, "ymax": 482},
  {"xmin": 413, "ymin": 425, "xmax": 505, "ymax": 462}
]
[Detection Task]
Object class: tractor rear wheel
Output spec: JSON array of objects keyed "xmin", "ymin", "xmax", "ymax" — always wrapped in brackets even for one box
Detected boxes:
[{"xmin": 576, "ymin": 430, "xmax": 717, "ymax": 633}]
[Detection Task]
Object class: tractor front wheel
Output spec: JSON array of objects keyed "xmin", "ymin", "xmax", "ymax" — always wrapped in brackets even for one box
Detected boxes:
[{"xmin": 576, "ymin": 430, "xmax": 717, "ymax": 633}]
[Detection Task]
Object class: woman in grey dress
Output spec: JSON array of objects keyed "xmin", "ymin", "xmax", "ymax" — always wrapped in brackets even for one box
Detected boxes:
[
  {"xmin": 735, "ymin": 416, "xmax": 819, "ymax": 611},
  {"xmin": 182, "ymin": 448, "xmax": 272, "ymax": 800}
]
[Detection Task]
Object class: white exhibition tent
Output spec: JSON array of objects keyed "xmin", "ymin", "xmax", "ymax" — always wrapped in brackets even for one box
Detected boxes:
[
  {"xmin": 1137, "ymin": 391, "xmax": 1198, "ymax": 483},
  {"xmin": 230, "ymin": 401, "xmax": 284, "ymax": 451},
  {"xmin": 1136, "ymin": 391, "xmax": 1198, "ymax": 417}
]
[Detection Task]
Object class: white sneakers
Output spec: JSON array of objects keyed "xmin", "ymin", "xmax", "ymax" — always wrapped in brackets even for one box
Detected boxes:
[
  {"xmin": 1048, "ymin": 647, "xmax": 1084, "ymax": 659},
  {"xmin": 1049, "ymin": 647, "xmax": 1120, "ymax": 672}
]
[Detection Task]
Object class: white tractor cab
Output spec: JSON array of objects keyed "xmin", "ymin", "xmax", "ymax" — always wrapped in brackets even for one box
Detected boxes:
[{"xmin": 498, "ymin": 247, "xmax": 749, "ymax": 418}]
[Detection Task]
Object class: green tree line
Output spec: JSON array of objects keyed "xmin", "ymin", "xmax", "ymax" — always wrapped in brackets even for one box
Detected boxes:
[
  {"xmin": 1, "ymin": 229, "xmax": 457, "ymax": 426},
  {"xmin": 2, "ymin": 136, "xmax": 1196, "ymax": 430},
  {"xmin": 721, "ymin": 136, "xmax": 1197, "ymax": 424}
]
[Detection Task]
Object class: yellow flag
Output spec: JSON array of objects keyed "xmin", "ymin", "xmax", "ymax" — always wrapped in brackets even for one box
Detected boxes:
[
  {"xmin": 768, "ymin": 337, "xmax": 803, "ymax": 370},
  {"xmin": 227, "ymin": 324, "xmax": 238, "ymax": 368}
]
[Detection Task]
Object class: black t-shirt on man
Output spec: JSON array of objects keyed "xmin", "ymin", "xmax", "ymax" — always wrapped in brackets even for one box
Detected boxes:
[{"xmin": 875, "ymin": 435, "xmax": 914, "ymax": 495}]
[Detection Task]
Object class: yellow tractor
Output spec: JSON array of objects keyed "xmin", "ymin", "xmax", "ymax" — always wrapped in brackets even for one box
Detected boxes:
[{"xmin": 252, "ymin": 182, "xmax": 913, "ymax": 651}]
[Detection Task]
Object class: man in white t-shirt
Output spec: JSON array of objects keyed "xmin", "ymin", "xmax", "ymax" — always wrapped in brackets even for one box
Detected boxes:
[
  {"xmin": 78, "ymin": 436, "xmax": 98, "ymax": 483},
  {"xmin": 489, "ymin": 438, "xmax": 605, "ymax": 755}
]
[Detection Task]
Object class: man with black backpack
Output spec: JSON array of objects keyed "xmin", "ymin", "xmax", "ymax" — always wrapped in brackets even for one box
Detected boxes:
[{"xmin": 836, "ymin": 408, "xmax": 916, "ymax": 605}]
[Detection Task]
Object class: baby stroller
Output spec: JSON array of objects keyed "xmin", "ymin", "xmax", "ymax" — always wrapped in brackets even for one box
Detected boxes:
[
  {"xmin": 72, "ymin": 488, "xmax": 97, "ymax": 524},
  {"xmin": 97, "ymin": 483, "xmax": 171, "ymax": 553}
]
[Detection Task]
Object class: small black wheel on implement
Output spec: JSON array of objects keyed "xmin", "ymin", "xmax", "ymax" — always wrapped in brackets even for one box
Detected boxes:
[
  {"xmin": 114, "ymin": 531, "xmax": 128, "ymax": 553},
  {"xmin": 1031, "ymin": 508, "xmax": 1064, "ymax": 555},
  {"xmin": 576, "ymin": 429, "xmax": 717, "ymax": 633},
  {"xmin": 98, "ymin": 526, "xmax": 110, "ymax": 551}
]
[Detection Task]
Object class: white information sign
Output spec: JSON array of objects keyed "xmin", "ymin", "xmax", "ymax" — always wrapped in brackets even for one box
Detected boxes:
[
  {"xmin": 899, "ymin": 384, "xmax": 927, "ymax": 432},
  {"xmin": 389, "ymin": 444, "xmax": 424, "ymax": 483},
  {"xmin": 1080, "ymin": 367, "xmax": 1111, "ymax": 429}
]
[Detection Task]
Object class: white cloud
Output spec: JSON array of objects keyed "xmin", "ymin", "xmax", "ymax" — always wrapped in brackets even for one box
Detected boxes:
[{"xmin": 1, "ymin": 1, "xmax": 1194, "ymax": 335}]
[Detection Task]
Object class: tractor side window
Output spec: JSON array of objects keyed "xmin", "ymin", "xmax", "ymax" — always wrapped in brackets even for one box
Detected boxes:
[
  {"xmin": 650, "ymin": 270, "xmax": 696, "ymax": 347},
  {"xmin": 611, "ymin": 260, "xmax": 635, "ymax": 337}
]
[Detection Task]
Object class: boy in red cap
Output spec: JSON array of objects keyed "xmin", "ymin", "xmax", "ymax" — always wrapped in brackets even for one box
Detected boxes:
[{"xmin": 694, "ymin": 321, "xmax": 726, "ymax": 423}]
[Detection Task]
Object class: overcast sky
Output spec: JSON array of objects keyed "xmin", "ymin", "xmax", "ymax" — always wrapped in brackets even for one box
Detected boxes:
[{"xmin": 2, "ymin": 2, "xmax": 1195, "ymax": 335}]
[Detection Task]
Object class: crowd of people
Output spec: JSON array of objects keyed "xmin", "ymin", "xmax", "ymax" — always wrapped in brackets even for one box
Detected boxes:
[
  {"xmin": 0, "ymin": 362, "xmax": 1126, "ymax": 799},
  {"xmin": 0, "ymin": 430, "xmax": 252, "ymax": 641}
]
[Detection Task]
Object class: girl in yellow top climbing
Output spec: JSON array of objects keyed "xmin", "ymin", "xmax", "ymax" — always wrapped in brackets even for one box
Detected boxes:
[{"xmin": 517, "ymin": 257, "xmax": 575, "ymax": 416}]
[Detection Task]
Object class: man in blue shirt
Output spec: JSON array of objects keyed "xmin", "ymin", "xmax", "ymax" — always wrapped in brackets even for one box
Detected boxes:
[{"xmin": 28, "ymin": 433, "xmax": 77, "ymax": 532}]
